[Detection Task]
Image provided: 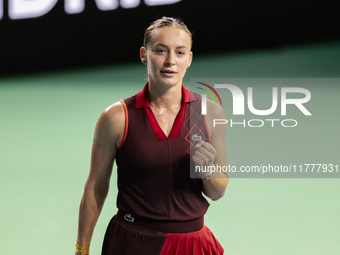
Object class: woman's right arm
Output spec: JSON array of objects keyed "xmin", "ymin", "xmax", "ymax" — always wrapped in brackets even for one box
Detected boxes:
[{"xmin": 76, "ymin": 102, "xmax": 125, "ymax": 253}]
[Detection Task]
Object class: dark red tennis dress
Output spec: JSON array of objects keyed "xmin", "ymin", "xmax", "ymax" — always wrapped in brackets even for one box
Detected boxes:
[{"xmin": 101, "ymin": 83, "xmax": 224, "ymax": 255}]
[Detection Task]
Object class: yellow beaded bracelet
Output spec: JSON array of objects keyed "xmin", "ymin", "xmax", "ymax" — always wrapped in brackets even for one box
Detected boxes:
[{"xmin": 75, "ymin": 244, "xmax": 90, "ymax": 255}]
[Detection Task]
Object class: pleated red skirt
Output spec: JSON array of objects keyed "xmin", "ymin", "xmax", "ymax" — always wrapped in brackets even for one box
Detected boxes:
[{"xmin": 102, "ymin": 216, "xmax": 224, "ymax": 255}]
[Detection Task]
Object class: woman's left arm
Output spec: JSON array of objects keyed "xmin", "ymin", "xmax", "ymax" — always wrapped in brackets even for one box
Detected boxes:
[{"xmin": 192, "ymin": 101, "xmax": 228, "ymax": 201}]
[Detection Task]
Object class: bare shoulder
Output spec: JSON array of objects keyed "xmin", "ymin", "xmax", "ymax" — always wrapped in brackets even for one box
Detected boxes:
[
  {"xmin": 94, "ymin": 101, "xmax": 125, "ymax": 148},
  {"xmin": 205, "ymin": 99, "xmax": 226, "ymax": 139},
  {"xmin": 206, "ymin": 99, "xmax": 225, "ymax": 118},
  {"xmin": 101, "ymin": 101, "xmax": 125, "ymax": 125}
]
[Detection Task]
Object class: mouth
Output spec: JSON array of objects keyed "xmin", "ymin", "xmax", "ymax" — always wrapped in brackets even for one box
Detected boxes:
[{"xmin": 160, "ymin": 70, "xmax": 177, "ymax": 77}]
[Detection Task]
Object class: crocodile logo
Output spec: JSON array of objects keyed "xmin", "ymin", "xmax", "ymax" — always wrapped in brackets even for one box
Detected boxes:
[
  {"xmin": 124, "ymin": 214, "xmax": 135, "ymax": 222},
  {"xmin": 192, "ymin": 134, "xmax": 202, "ymax": 141}
]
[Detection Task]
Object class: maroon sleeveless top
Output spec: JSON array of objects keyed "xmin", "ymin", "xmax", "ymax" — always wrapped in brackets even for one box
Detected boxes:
[{"xmin": 115, "ymin": 82, "xmax": 210, "ymax": 233}]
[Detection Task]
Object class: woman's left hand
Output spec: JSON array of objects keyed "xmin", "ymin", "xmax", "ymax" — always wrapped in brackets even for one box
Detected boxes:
[{"xmin": 192, "ymin": 140, "xmax": 217, "ymax": 179}]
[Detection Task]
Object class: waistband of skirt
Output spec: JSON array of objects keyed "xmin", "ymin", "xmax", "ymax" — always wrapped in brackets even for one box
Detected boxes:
[{"xmin": 116, "ymin": 209, "xmax": 204, "ymax": 233}]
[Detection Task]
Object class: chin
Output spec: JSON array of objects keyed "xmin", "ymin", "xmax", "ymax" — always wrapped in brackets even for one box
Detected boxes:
[
  {"xmin": 162, "ymin": 80, "xmax": 182, "ymax": 88},
  {"xmin": 150, "ymin": 78, "xmax": 175, "ymax": 87},
  {"xmin": 160, "ymin": 77, "xmax": 183, "ymax": 86}
]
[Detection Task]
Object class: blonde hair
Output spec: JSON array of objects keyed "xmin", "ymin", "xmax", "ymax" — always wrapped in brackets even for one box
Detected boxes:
[{"xmin": 143, "ymin": 16, "xmax": 192, "ymax": 48}]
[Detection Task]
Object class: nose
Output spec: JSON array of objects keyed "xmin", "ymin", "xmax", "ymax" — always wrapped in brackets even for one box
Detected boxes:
[{"xmin": 165, "ymin": 52, "xmax": 175, "ymax": 66}]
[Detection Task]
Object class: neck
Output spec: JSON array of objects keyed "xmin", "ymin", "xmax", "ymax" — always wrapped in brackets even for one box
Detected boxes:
[{"xmin": 148, "ymin": 82, "xmax": 182, "ymax": 108}]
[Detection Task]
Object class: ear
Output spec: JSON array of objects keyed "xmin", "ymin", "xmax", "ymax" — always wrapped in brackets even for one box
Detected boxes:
[
  {"xmin": 187, "ymin": 51, "xmax": 193, "ymax": 69},
  {"xmin": 140, "ymin": 46, "xmax": 147, "ymax": 64}
]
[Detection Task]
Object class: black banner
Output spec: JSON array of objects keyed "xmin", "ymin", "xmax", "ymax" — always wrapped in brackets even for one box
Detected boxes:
[{"xmin": 1, "ymin": 0, "xmax": 339, "ymax": 74}]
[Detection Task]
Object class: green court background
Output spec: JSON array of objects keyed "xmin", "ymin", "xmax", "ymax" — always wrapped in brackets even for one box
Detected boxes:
[{"xmin": 1, "ymin": 41, "xmax": 339, "ymax": 254}]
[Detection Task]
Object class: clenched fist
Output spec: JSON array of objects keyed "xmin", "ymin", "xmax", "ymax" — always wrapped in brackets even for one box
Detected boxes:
[{"xmin": 192, "ymin": 140, "xmax": 217, "ymax": 179}]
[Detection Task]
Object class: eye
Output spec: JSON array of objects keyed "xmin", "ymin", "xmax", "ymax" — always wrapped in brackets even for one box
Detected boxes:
[
  {"xmin": 177, "ymin": 51, "xmax": 185, "ymax": 55},
  {"xmin": 155, "ymin": 48, "xmax": 166, "ymax": 54}
]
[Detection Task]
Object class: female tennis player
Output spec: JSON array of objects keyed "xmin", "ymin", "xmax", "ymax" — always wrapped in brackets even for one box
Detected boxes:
[{"xmin": 75, "ymin": 16, "xmax": 228, "ymax": 255}]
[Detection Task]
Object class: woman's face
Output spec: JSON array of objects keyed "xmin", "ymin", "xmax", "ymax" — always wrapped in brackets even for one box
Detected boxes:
[{"xmin": 140, "ymin": 26, "xmax": 193, "ymax": 88}]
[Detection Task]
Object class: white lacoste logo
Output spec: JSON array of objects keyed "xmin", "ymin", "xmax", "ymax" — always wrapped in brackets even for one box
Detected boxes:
[
  {"xmin": 192, "ymin": 134, "xmax": 202, "ymax": 141},
  {"xmin": 124, "ymin": 214, "xmax": 135, "ymax": 222}
]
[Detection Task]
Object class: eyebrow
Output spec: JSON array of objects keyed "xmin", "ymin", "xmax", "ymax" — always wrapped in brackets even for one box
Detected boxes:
[{"xmin": 153, "ymin": 43, "xmax": 188, "ymax": 50}]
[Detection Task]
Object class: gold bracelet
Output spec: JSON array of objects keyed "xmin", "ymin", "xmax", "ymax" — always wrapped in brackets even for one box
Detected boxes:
[{"xmin": 75, "ymin": 244, "xmax": 90, "ymax": 255}]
